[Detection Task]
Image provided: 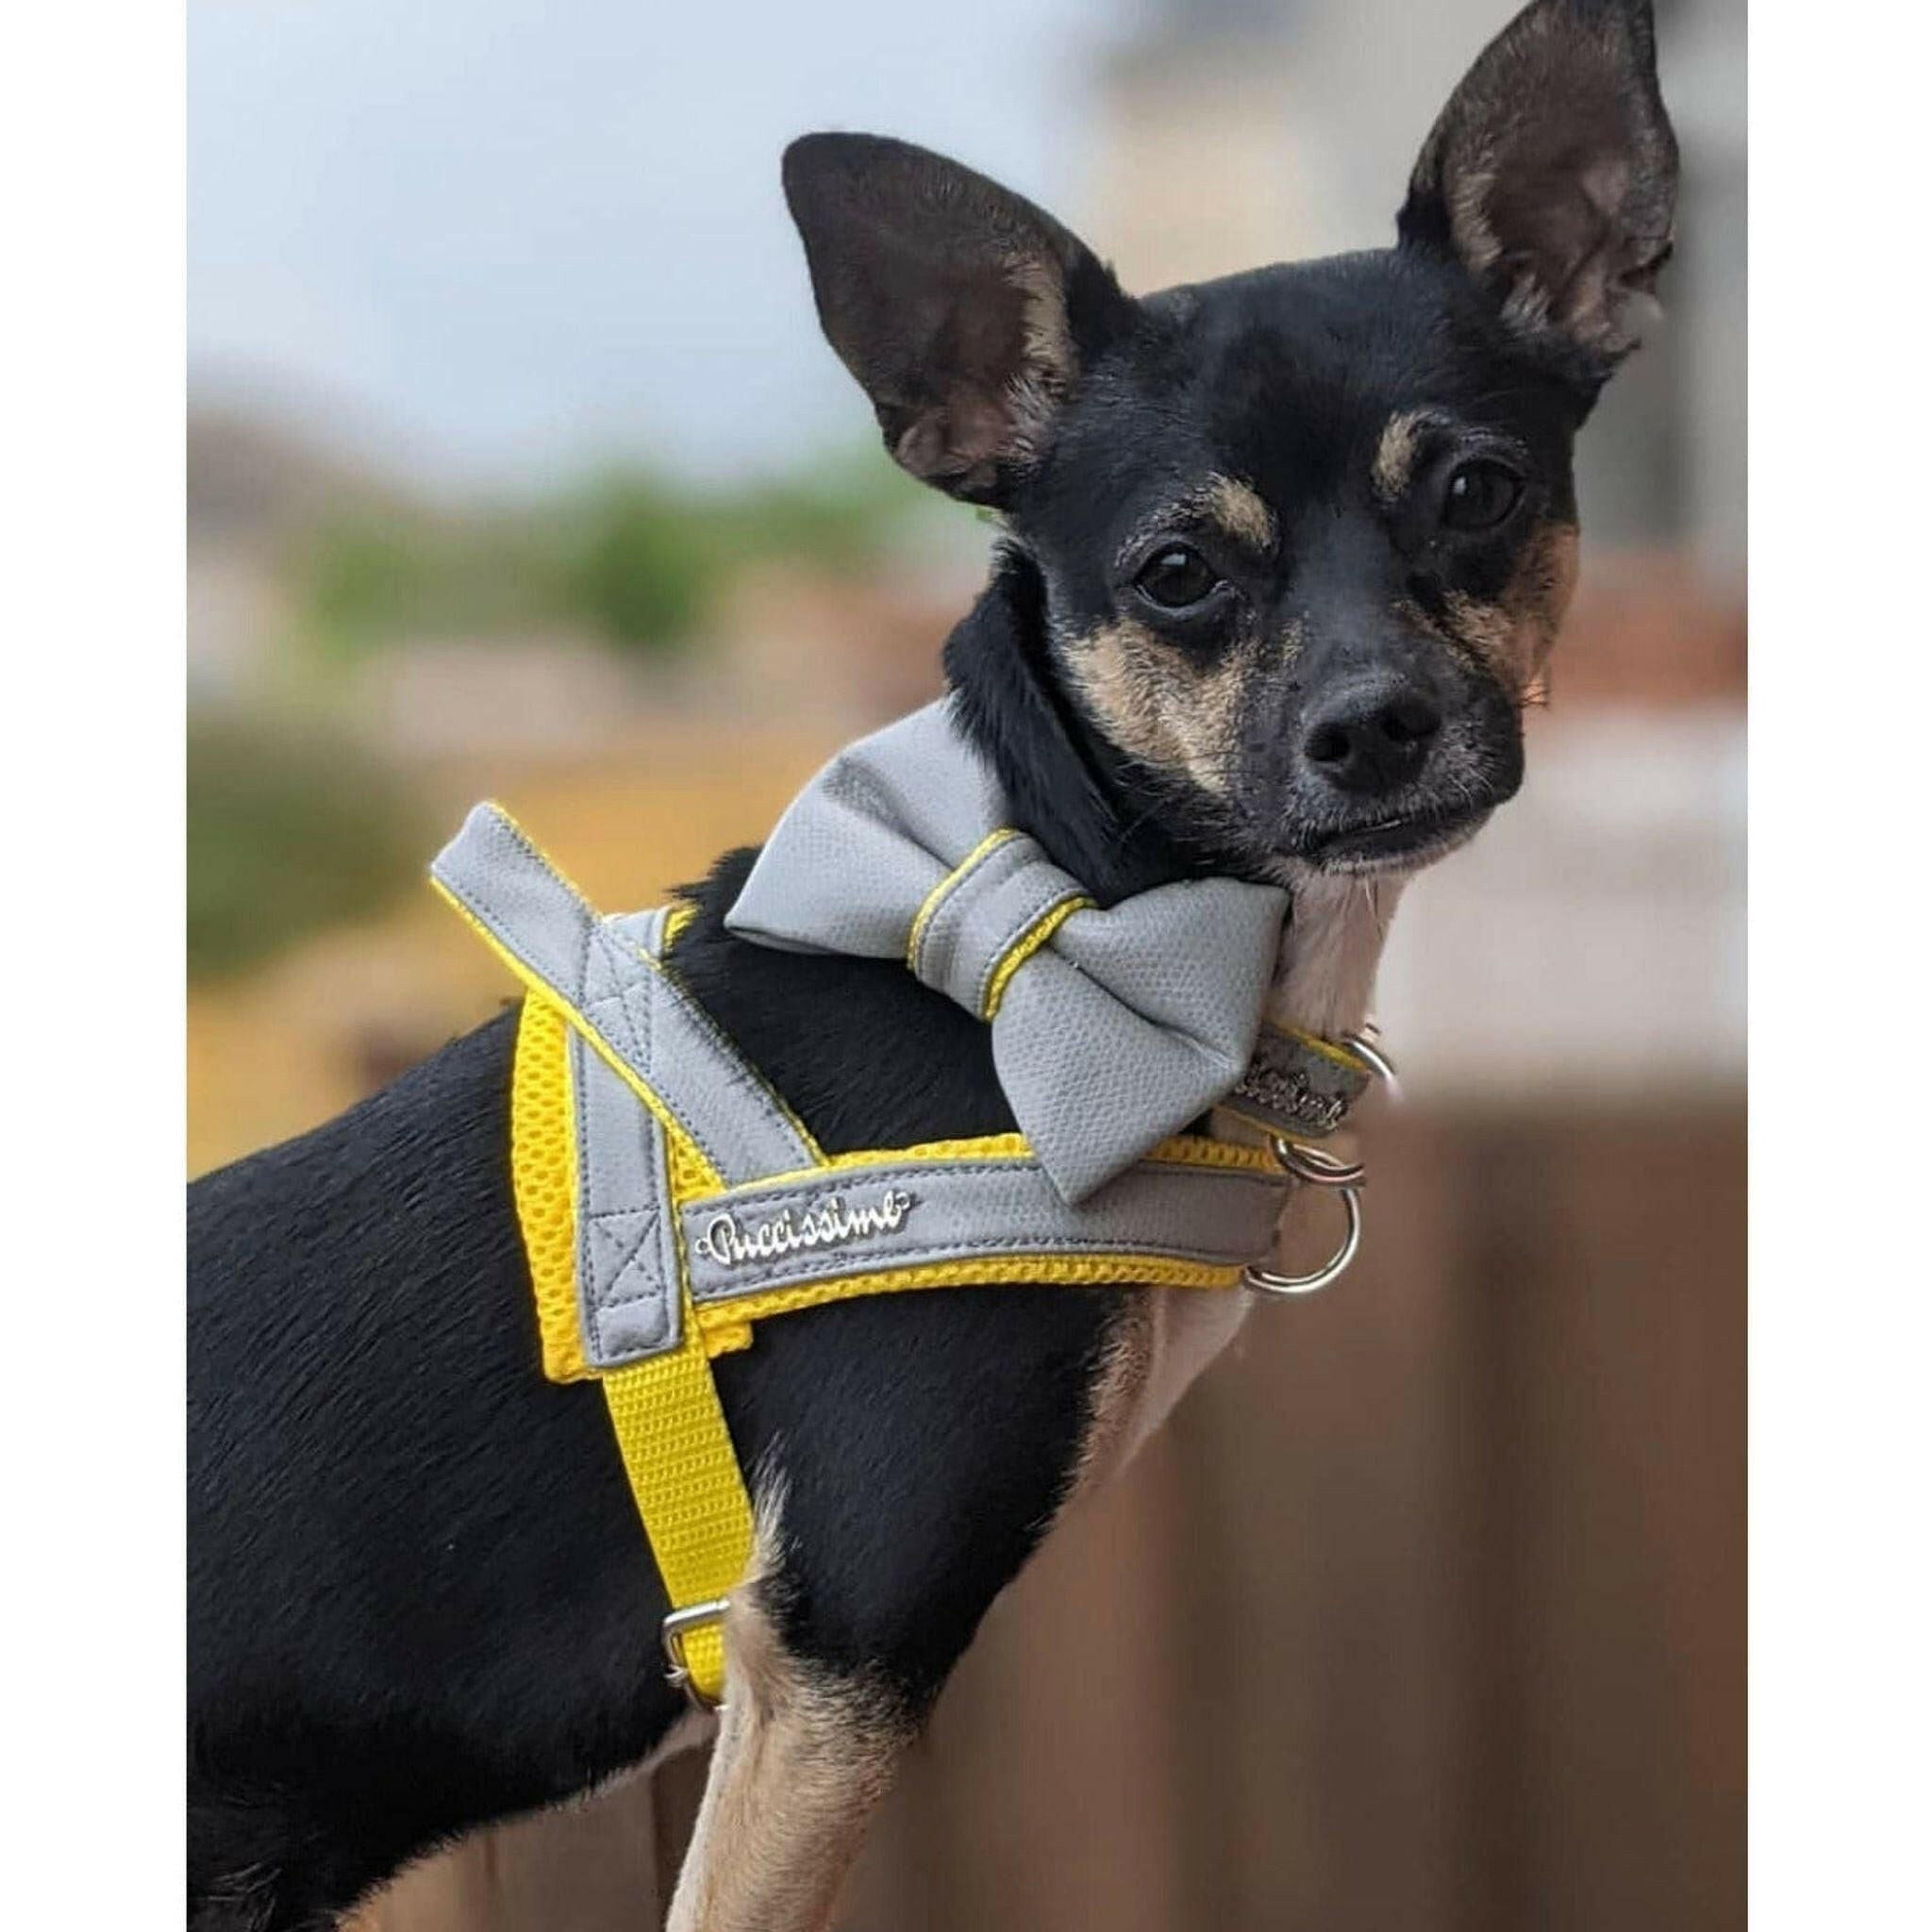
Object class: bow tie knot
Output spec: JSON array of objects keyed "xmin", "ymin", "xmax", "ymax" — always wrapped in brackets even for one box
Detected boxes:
[
  {"xmin": 906, "ymin": 828, "xmax": 1091, "ymax": 1021},
  {"xmin": 726, "ymin": 702, "xmax": 1291, "ymax": 1203}
]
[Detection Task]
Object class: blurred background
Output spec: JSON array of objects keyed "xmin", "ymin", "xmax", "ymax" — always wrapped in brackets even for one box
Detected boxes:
[{"xmin": 188, "ymin": 0, "xmax": 1744, "ymax": 1925}]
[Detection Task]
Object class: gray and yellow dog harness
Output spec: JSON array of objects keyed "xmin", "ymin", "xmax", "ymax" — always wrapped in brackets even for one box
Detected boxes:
[{"xmin": 432, "ymin": 700, "xmax": 1383, "ymax": 1703}]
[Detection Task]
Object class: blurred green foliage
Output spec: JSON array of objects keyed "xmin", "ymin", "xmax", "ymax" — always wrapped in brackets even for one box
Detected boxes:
[
  {"xmin": 555, "ymin": 475, "xmax": 714, "ymax": 647},
  {"xmin": 295, "ymin": 447, "xmax": 926, "ymax": 658},
  {"xmin": 303, "ymin": 515, "xmax": 537, "ymax": 646},
  {"xmin": 192, "ymin": 438, "xmax": 936, "ymax": 978},
  {"xmin": 188, "ymin": 717, "xmax": 427, "ymax": 979}
]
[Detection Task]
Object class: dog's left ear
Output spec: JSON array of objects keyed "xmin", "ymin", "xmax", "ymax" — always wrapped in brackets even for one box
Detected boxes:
[
  {"xmin": 1398, "ymin": 0, "xmax": 1678, "ymax": 376},
  {"xmin": 783, "ymin": 132, "xmax": 1136, "ymax": 505}
]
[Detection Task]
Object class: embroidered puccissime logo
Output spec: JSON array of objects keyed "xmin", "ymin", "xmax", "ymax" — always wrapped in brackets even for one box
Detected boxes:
[
  {"xmin": 691, "ymin": 1188, "xmax": 917, "ymax": 1269},
  {"xmin": 1228, "ymin": 1059, "xmax": 1350, "ymax": 1134},
  {"xmin": 1224, "ymin": 1028, "xmax": 1368, "ymax": 1138}
]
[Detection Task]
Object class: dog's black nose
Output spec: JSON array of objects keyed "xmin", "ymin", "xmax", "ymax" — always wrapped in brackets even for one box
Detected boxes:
[{"xmin": 1302, "ymin": 677, "xmax": 1442, "ymax": 794}]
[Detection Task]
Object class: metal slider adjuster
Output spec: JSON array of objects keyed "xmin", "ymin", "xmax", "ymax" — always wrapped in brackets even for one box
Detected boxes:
[
  {"xmin": 1241, "ymin": 1029, "xmax": 1396, "ymax": 1298},
  {"xmin": 661, "ymin": 1597, "xmax": 731, "ymax": 1711}
]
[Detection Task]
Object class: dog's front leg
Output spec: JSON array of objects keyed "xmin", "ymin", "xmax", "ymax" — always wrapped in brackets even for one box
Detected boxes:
[
  {"xmin": 666, "ymin": 1581, "xmax": 908, "ymax": 1932},
  {"xmin": 663, "ymin": 1275, "xmax": 1134, "ymax": 1928}
]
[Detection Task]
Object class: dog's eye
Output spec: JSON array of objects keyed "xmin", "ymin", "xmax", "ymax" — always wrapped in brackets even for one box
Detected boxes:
[
  {"xmin": 1441, "ymin": 460, "xmax": 1524, "ymax": 533},
  {"xmin": 1134, "ymin": 545, "xmax": 1222, "ymax": 610}
]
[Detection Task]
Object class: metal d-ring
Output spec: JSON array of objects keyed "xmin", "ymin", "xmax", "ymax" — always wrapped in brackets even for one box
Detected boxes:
[
  {"xmin": 1342, "ymin": 1029, "xmax": 1401, "ymax": 1094},
  {"xmin": 662, "ymin": 1597, "xmax": 732, "ymax": 1712},
  {"xmin": 1273, "ymin": 1137, "xmax": 1366, "ymax": 1189},
  {"xmin": 1241, "ymin": 1137, "xmax": 1364, "ymax": 1297}
]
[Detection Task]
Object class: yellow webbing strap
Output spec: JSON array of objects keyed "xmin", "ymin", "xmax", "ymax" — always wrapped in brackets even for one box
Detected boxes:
[{"xmin": 599, "ymin": 1342, "xmax": 750, "ymax": 1706}]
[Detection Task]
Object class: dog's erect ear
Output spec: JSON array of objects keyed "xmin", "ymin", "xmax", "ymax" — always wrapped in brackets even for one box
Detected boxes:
[
  {"xmin": 783, "ymin": 133, "xmax": 1134, "ymax": 504},
  {"xmin": 1398, "ymin": 0, "xmax": 1677, "ymax": 375}
]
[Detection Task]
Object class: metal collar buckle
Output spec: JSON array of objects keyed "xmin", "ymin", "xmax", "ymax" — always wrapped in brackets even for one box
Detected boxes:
[
  {"xmin": 661, "ymin": 1597, "xmax": 731, "ymax": 1712},
  {"xmin": 1241, "ymin": 1028, "xmax": 1392, "ymax": 1299}
]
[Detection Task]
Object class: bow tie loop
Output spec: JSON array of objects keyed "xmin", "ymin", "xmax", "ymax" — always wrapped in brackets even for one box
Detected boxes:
[{"xmin": 905, "ymin": 828, "xmax": 1091, "ymax": 1020}]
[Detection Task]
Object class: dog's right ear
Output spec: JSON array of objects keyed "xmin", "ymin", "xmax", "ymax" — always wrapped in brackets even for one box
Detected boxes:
[
  {"xmin": 783, "ymin": 133, "xmax": 1135, "ymax": 506},
  {"xmin": 1398, "ymin": 0, "xmax": 1678, "ymax": 379}
]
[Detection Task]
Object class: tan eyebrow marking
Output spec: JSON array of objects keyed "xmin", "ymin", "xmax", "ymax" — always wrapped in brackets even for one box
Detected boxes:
[
  {"xmin": 1115, "ymin": 475, "xmax": 1277, "ymax": 575},
  {"xmin": 1373, "ymin": 408, "xmax": 1432, "ymax": 503},
  {"xmin": 1205, "ymin": 474, "xmax": 1276, "ymax": 552}
]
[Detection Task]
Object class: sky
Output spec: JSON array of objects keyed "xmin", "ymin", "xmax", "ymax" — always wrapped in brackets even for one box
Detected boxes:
[{"xmin": 189, "ymin": 0, "xmax": 1118, "ymax": 489}]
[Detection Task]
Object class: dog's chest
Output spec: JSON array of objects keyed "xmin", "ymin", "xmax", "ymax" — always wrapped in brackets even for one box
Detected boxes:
[
  {"xmin": 1073, "ymin": 871, "xmax": 1402, "ymax": 1494},
  {"xmin": 1080, "ymin": 1287, "xmax": 1254, "ymax": 1492}
]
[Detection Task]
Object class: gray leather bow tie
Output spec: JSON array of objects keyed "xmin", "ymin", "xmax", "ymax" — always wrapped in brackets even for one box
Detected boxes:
[{"xmin": 725, "ymin": 700, "xmax": 1290, "ymax": 1203}]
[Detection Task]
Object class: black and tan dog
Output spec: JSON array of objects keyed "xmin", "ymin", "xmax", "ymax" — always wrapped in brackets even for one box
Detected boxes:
[{"xmin": 188, "ymin": 3, "xmax": 1677, "ymax": 1925}]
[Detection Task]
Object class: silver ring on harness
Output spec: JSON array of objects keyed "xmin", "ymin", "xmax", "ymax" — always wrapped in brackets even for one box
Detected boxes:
[
  {"xmin": 661, "ymin": 1597, "xmax": 732, "ymax": 1711},
  {"xmin": 1241, "ymin": 1138, "xmax": 1364, "ymax": 1297},
  {"xmin": 1274, "ymin": 1138, "xmax": 1365, "ymax": 1190},
  {"xmin": 1341, "ymin": 1028, "xmax": 1400, "ymax": 1093}
]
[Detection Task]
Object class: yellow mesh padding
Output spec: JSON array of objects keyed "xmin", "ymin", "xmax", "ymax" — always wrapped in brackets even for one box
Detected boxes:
[
  {"xmin": 1141, "ymin": 1132, "xmax": 1283, "ymax": 1174},
  {"xmin": 743, "ymin": 1131, "xmax": 1030, "ymax": 1191},
  {"xmin": 694, "ymin": 1250, "xmax": 1243, "ymax": 1343},
  {"xmin": 744, "ymin": 1128, "xmax": 1280, "ymax": 1190},
  {"xmin": 663, "ymin": 1116, "xmax": 724, "ymax": 1203},
  {"xmin": 510, "ymin": 996, "xmax": 591, "ymax": 1383}
]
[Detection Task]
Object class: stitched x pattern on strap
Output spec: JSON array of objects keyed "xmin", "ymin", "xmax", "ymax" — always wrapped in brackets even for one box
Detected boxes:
[{"xmin": 571, "ymin": 1031, "xmax": 683, "ymax": 1362}]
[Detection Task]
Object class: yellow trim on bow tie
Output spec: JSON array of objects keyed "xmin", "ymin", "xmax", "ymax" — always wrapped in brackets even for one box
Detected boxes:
[
  {"xmin": 905, "ymin": 826, "xmax": 1023, "ymax": 969},
  {"xmin": 980, "ymin": 891, "xmax": 1092, "ymax": 1020}
]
